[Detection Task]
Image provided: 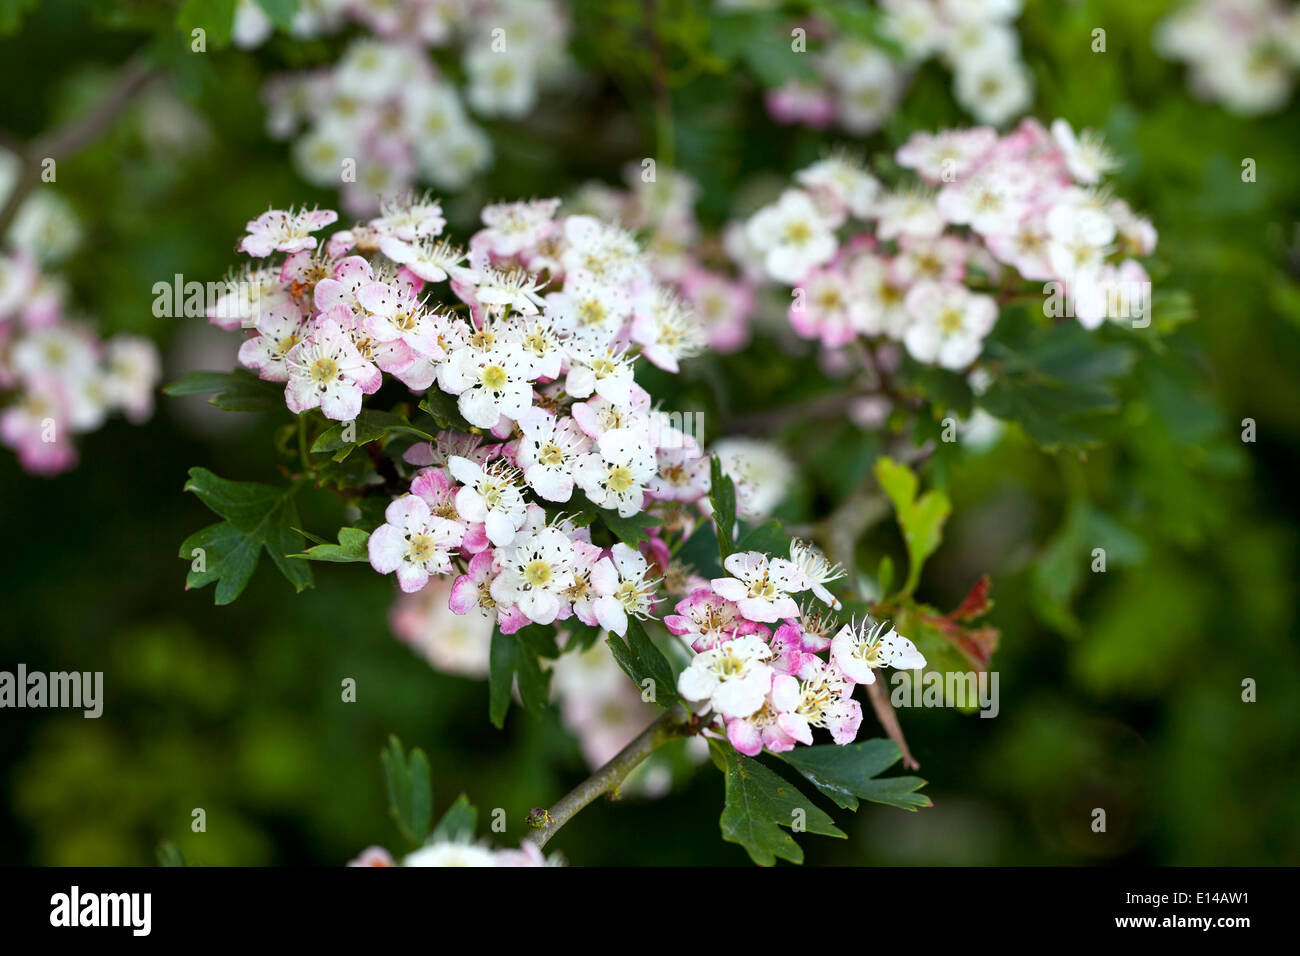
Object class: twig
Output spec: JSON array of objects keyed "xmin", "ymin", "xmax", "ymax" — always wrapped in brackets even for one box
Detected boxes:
[
  {"xmin": 525, "ymin": 706, "xmax": 690, "ymax": 848},
  {"xmin": 644, "ymin": 0, "xmax": 674, "ymax": 170},
  {"xmin": 0, "ymin": 53, "xmax": 162, "ymax": 237},
  {"xmin": 820, "ymin": 475, "xmax": 920, "ymax": 770}
]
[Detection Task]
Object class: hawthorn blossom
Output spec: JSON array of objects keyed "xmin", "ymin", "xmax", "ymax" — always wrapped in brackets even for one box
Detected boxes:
[
  {"xmin": 439, "ymin": 334, "xmax": 535, "ymax": 429},
  {"xmin": 368, "ymin": 495, "xmax": 465, "ymax": 593},
  {"xmin": 665, "ymin": 587, "xmax": 769, "ymax": 653},
  {"xmin": 830, "ymin": 618, "xmax": 927, "ymax": 685},
  {"xmin": 239, "ymin": 206, "xmax": 338, "ymax": 257},
  {"xmin": 711, "ymin": 551, "xmax": 807, "ymax": 624},
  {"xmin": 571, "ymin": 428, "xmax": 657, "ymax": 517},
  {"xmin": 284, "ymin": 312, "xmax": 382, "ymax": 419},
  {"xmin": 745, "ymin": 189, "xmax": 837, "ymax": 283},
  {"xmin": 590, "ymin": 543, "xmax": 660, "ymax": 636},
  {"xmin": 491, "ymin": 526, "xmax": 577, "ymax": 625},
  {"xmin": 516, "ymin": 409, "xmax": 590, "ymax": 502},
  {"xmin": 902, "ymin": 281, "xmax": 997, "ymax": 370},
  {"xmin": 676, "ymin": 634, "xmax": 775, "ymax": 719},
  {"xmin": 449, "ymin": 455, "xmax": 528, "ymax": 548},
  {"xmin": 787, "ymin": 540, "xmax": 846, "ymax": 610}
]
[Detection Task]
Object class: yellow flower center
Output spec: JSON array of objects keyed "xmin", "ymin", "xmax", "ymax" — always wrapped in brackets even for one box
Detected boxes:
[
  {"xmin": 310, "ymin": 356, "xmax": 339, "ymax": 384},
  {"xmin": 607, "ymin": 465, "xmax": 634, "ymax": 493},
  {"xmin": 481, "ymin": 364, "xmax": 508, "ymax": 390},
  {"xmin": 524, "ymin": 560, "xmax": 552, "ymax": 587}
]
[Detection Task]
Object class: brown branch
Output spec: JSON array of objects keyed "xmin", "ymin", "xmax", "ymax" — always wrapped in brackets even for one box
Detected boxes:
[
  {"xmin": 0, "ymin": 53, "xmax": 162, "ymax": 237},
  {"xmin": 525, "ymin": 707, "xmax": 691, "ymax": 849}
]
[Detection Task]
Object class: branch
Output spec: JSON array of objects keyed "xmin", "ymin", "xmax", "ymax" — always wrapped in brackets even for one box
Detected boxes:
[
  {"xmin": 525, "ymin": 706, "xmax": 691, "ymax": 848},
  {"xmin": 0, "ymin": 53, "xmax": 162, "ymax": 237},
  {"xmin": 821, "ymin": 476, "xmax": 920, "ymax": 770}
]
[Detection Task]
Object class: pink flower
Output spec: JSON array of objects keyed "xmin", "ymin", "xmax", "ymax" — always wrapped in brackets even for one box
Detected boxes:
[{"xmin": 664, "ymin": 587, "xmax": 769, "ymax": 653}]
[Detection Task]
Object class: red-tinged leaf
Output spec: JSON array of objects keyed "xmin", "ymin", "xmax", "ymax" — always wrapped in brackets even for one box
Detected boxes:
[
  {"xmin": 946, "ymin": 574, "xmax": 992, "ymax": 622},
  {"xmin": 945, "ymin": 625, "xmax": 999, "ymax": 671}
]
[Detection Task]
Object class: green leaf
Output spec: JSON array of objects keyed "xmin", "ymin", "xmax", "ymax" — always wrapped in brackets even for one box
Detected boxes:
[
  {"xmin": 571, "ymin": 493, "xmax": 662, "ymax": 546},
  {"xmin": 288, "ymin": 527, "xmax": 370, "ymax": 563},
  {"xmin": 709, "ymin": 10, "xmax": 818, "ymax": 88},
  {"xmin": 0, "ymin": 0, "xmax": 37, "ymax": 35},
  {"xmin": 311, "ymin": 409, "xmax": 431, "ymax": 462},
  {"xmin": 709, "ymin": 455, "xmax": 737, "ymax": 561},
  {"xmin": 155, "ymin": 840, "xmax": 186, "ymax": 867},
  {"xmin": 711, "ymin": 741, "xmax": 845, "ymax": 866},
  {"xmin": 429, "ymin": 794, "xmax": 477, "ymax": 844},
  {"xmin": 254, "ymin": 0, "xmax": 298, "ymax": 31},
  {"xmin": 380, "ymin": 735, "xmax": 433, "ymax": 846},
  {"xmin": 606, "ymin": 618, "xmax": 678, "ymax": 707},
  {"xmin": 781, "ymin": 740, "xmax": 932, "ymax": 812},
  {"xmin": 734, "ymin": 520, "xmax": 788, "ymax": 556},
  {"xmin": 980, "ymin": 317, "xmax": 1135, "ymax": 451},
  {"xmin": 180, "ymin": 468, "xmax": 313, "ymax": 604},
  {"xmin": 874, "ymin": 457, "xmax": 950, "ymax": 596},
  {"xmin": 418, "ymin": 392, "xmax": 473, "ymax": 431},
  {"xmin": 177, "ymin": 0, "xmax": 236, "ymax": 48},
  {"xmin": 488, "ymin": 626, "xmax": 518, "ymax": 729},
  {"xmin": 487, "ymin": 625, "xmax": 557, "ymax": 727},
  {"xmin": 877, "ymin": 555, "xmax": 895, "ymax": 598},
  {"xmin": 163, "ymin": 369, "xmax": 284, "ymax": 413}
]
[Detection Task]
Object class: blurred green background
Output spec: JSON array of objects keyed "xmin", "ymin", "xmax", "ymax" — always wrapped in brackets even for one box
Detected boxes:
[{"xmin": 1, "ymin": 0, "xmax": 1298, "ymax": 865}]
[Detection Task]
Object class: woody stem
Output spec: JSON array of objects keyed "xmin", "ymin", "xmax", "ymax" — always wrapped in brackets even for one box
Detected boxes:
[{"xmin": 525, "ymin": 706, "xmax": 690, "ymax": 849}]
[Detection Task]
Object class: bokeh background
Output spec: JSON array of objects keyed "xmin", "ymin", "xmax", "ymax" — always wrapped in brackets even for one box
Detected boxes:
[{"xmin": 1, "ymin": 0, "xmax": 1298, "ymax": 865}]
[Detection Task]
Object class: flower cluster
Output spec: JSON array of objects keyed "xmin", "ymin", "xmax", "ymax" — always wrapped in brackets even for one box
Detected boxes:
[
  {"xmin": 254, "ymin": 0, "xmax": 571, "ymax": 213},
  {"xmin": 1155, "ymin": 0, "xmax": 1300, "ymax": 115},
  {"xmin": 0, "ymin": 251, "xmax": 159, "ymax": 474},
  {"xmin": 766, "ymin": 0, "xmax": 1032, "ymax": 133},
  {"xmin": 211, "ymin": 195, "xmax": 722, "ymax": 629},
  {"xmin": 740, "ymin": 118, "xmax": 1158, "ymax": 369},
  {"xmin": 570, "ymin": 164, "xmax": 757, "ymax": 355},
  {"xmin": 670, "ymin": 544, "xmax": 926, "ymax": 757}
]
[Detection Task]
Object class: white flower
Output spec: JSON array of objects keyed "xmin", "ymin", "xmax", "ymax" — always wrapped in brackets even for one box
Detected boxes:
[
  {"xmin": 564, "ymin": 342, "xmax": 636, "ymax": 407},
  {"xmin": 439, "ymin": 333, "xmax": 535, "ymax": 429},
  {"xmin": 473, "ymin": 265, "xmax": 547, "ymax": 317},
  {"xmin": 571, "ymin": 427, "xmax": 657, "ymax": 517},
  {"xmin": 380, "ymin": 236, "xmax": 474, "ymax": 284},
  {"xmin": 561, "ymin": 215, "xmax": 643, "ymax": 286},
  {"xmin": 795, "ymin": 154, "xmax": 881, "ymax": 220},
  {"xmin": 630, "ymin": 288, "xmax": 703, "ymax": 372},
  {"xmin": 711, "ymin": 551, "xmax": 807, "ymax": 623},
  {"xmin": 1046, "ymin": 198, "xmax": 1117, "ymax": 281},
  {"xmin": 516, "ymin": 408, "xmax": 591, "ymax": 502},
  {"xmin": 952, "ymin": 57, "xmax": 1033, "ymax": 127},
  {"xmin": 830, "ymin": 618, "xmax": 926, "ymax": 685},
  {"xmin": 902, "ymin": 281, "xmax": 997, "ymax": 370},
  {"xmin": 491, "ymin": 526, "xmax": 576, "ymax": 625},
  {"xmin": 478, "ymin": 198, "xmax": 562, "ymax": 257},
  {"xmin": 546, "ymin": 279, "xmax": 631, "ymax": 346},
  {"xmin": 465, "ymin": 45, "xmax": 539, "ymax": 118},
  {"xmin": 1050, "ymin": 119, "xmax": 1119, "ymax": 185},
  {"xmin": 284, "ymin": 315, "xmax": 381, "ymax": 420},
  {"xmin": 368, "ymin": 495, "xmax": 464, "ymax": 593},
  {"xmin": 404, "ymin": 842, "xmax": 498, "ymax": 867},
  {"xmin": 745, "ymin": 189, "xmax": 837, "ymax": 284},
  {"xmin": 874, "ymin": 188, "xmax": 945, "ymax": 240},
  {"xmin": 788, "ymin": 540, "xmax": 846, "ymax": 610},
  {"xmin": 590, "ymin": 543, "xmax": 660, "ymax": 636},
  {"xmin": 449, "ymin": 454, "xmax": 528, "ymax": 547},
  {"xmin": 676, "ymin": 634, "xmax": 774, "ymax": 719}
]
